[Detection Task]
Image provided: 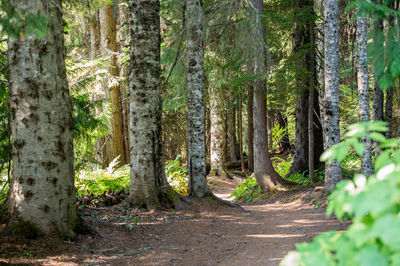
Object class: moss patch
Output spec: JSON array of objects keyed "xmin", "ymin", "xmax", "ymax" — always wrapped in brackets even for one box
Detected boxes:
[{"xmin": 8, "ymin": 219, "xmax": 43, "ymax": 239}]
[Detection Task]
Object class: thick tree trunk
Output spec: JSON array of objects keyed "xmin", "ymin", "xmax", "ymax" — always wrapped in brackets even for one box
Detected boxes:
[
  {"xmin": 129, "ymin": 0, "xmax": 174, "ymax": 209},
  {"xmin": 356, "ymin": 13, "xmax": 373, "ymax": 177},
  {"xmin": 7, "ymin": 0, "xmax": 80, "ymax": 237},
  {"xmin": 209, "ymin": 86, "xmax": 227, "ymax": 176},
  {"xmin": 99, "ymin": 5, "xmax": 126, "ymax": 167},
  {"xmin": 323, "ymin": 0, "xmax": 342, "ymax": 191},
  {"xmin": 250, "ymin": 0, "xmax": 289, "ymax": 191},
  {"xmin": 247, "ymin": 82, "xmax": 254, "ymax": 171},
  {"xmin": 187, "ymin": 0, "xmax": 212, "ymax": 198}
]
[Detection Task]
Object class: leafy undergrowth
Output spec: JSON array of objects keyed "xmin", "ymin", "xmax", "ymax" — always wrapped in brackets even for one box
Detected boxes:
[
  {"xmin": 282, "ymin": 121, "xmax": 400, "ymax": 266},
  {"xmin": 75, "ymin": 157, "xmax": 189, "ymax": 206},
  {"xmin": 231, "ymin": 155, "xmax": 324, "ymax": 203}
]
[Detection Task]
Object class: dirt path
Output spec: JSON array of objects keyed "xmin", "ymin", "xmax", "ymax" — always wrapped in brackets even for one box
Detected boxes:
[{"xmin": 0, "ymin": 176, "xmax": 349, "ymax": 265}]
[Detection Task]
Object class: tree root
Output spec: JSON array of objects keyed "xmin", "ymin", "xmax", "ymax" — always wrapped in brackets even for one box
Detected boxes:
[{"xmin": 204, "ymin": 195, "xmax": 247, "ymax": 213}]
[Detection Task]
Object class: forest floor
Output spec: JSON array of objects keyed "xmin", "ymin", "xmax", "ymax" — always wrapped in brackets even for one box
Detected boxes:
[{"xmin": 0, "ymin": 174, "xmax": 349, "ymax": 266}]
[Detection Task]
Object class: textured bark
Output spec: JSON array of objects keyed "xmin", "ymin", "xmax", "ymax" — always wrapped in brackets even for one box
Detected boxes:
[
  {"xmin": 323, "ymin": 0, "xmax": 342, "ymax": 191},
  {"xmin": 250, "ymin": 0, "xmax": 288, "ymax": 191},
  {"xmin": 373, "ymin": 18, "xmax": 384, "ymax": 157},
  {"xmin": 99, "ymin": 5, "xmax": 126, "ymax": 167},
  {"xmin": 7, "ymin": 0, "xmax": 80, "ymax": 236},
  {"xmin": 227, "ymin": 92, "xmax": 238, "ymax": 161},
  {"xmin": 187, "ymin": 0, "xmax": 212, "ymax": 197},
  {"xmin": 247, "ymin": 82, "xmax": 254, "ymax": 171},
  {"xmin": 356, "ymin": 13, "xmax": 373, "ymax": 177},
  {"xmin": 209, "ymin": 86, "xmax": 226, "ymax": 176},
  {"xmin": 129, "ymin": 0, "xmax": 172, "ymax": 208}
]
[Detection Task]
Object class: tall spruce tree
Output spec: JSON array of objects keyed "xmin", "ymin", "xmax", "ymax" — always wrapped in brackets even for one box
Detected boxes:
[
  {"xmin": 6, "ymin": 0, "xmax": 81, "ymax": 236},
  {"xmin": 129, "ymin": 0, "xmax": 175, "ymax": 208},
  {"xmin": 323, "ymin": 0, "xmax": 342, "ymax": 191},
  {"xmin": 187, "ymin": 0, "xmax": 212, "ymax": 197}
]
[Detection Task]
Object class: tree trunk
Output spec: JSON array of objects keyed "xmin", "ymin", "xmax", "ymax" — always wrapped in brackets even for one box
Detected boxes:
[
  {"xmin": 209, "ymin": 86, "xmax": 226, "ymax": 176},
  {"xmin": 247, "ymin": 81, "xmax": 254, "ymax": 171},
  {"xmin": 356, "ymin": 12, "xmax": 373, "ymax": 177},
  {"xmin": 187, "ymin": 0, "xmax": 212, "ymax": 198},
  {"xmin": 385, "ymin": 87, "xmax": 394, "ymax": 138},
  {"xmin": 129, "ymin": 0, "xmax": 174, "ymax": 209},
  {"xmin": 90, "ymin": 11, "xmax": 100, "ymax": 59},
  {"xmin": 250, "ymin": 0, "xmax": 289, "ymax": 191},
  {"xmin": 287, "ymin": 0, "xmax": 323, "ymax": 178},
  {"xmin": 227, "ymin": 91, "xmax": 238, "ymax": 162},
  {"xmin": 239, "ymin": 94, "xmax": 246, "ymax": 172},
  {"xmin": 99, "ymin": 5, "xmax": 126, "ymax": 167},
  {"xmin": 277, "ymin": 112, "xmax": 291, "ymax": 152},
  {"xmin": 309, "ymin": 9, "xmax": 316, "ymax": 183},
  {"xmin": 373, "ymin": 18, "xmax": 384, "ymax": 157},
  {"xmin": 323, "ymin": 0, "xmax": 342, "ymax": 191},
  {"xmin": 117, "ymin": 2, "xmax": 131, "ymax": 163},
  {"xmin": 7, "ymin": 0, "xmax": 80, "ymax": 237}
]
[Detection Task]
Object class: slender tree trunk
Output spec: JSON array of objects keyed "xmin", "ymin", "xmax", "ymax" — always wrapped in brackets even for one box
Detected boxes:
[
  {"xmin": 356, "ymin": 11, "xmax": 373, "ymax": 177},
  {"xmin": 187, "ymin": 0, "xmax": 212, "ymax": 198},
  {"xmin": 385, "ymin": 87, "xmax": 394, "ymax": 138},
  {"xmin": 90, "ymin": 11, "xmax": 100, "ymax": 59},
  {"xmin": 7, "ymin": 0, "xmax": 80, "ymax": 236},
  {"xmin": 309, "ymin": 11, "xmax": 316, "ymax": 182},
  {"xmin": 250, "ymin": 0, "xmax": 290, "ymax": 190},
  {"xmin": 209, "ymin": 86, "xmax": 226, "ymax": 176},
  {"xmin": 239, "ymin": 94, "xmax": 246, "ymax": 172},
  {"xmin": 323, "ymin": 0, "xmax": 342, "ymax": 191},
  {"xmin": 117, "ymin": 2, "xmax": 131, "ymax": 163},
  {"xmin": 247, "ymin": 81, "xmax": 254, "ymax": 171},
  {"xmin": 228, "ymin": 91, "xmax": 238, "ymax": 162},
  {"xmin": 277, "ymin": 112, "xmax": 291, "ymax": 152},
  {"xmin": 129, "ymin": 0, "xmax": 174, "ymax": 209},
  {"xmin": 99, "ymin": 5, "xmax": 126, "ymax": 167},
  {"xmin": 287, "ymin": 0, "xmax": 323, "ymax": 178},
  {"xmin": 373, "ymin": 18, "xmax": 384, "ymax": 157}
]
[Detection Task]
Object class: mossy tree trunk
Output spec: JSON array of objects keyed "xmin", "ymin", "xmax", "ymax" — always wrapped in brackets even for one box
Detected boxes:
[{"xmin": 7, "ymin": 0, "xmax": 80, "ymax": 237}]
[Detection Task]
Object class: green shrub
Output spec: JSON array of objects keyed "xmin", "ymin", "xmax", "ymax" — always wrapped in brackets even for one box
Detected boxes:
[
  {"xmin": 75, "ymin": 156, "xmax": 189, "ymax": 198},
  {"xmin": 165, "ymin": 156, "xmax": 188, "ymax": 195},
  {"xmin": 75, "ymin": 158, "xmax": 130, "ymax": 197},
  {"xmin": 281, "ymin": 121, "xmax": 400, "ymax": 266},
  {"xmin": 273, "ymin": 155, "xmax": 324, "ymax": 186},
  {"xmin": 231, "ymin": 177, "xmax": 262, "ymax": 203}
]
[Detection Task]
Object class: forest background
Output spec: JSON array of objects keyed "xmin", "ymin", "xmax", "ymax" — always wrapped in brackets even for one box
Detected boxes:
[{"xmin": 0, "ymin": 0, "xmax": 400, "ymax": 265}]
